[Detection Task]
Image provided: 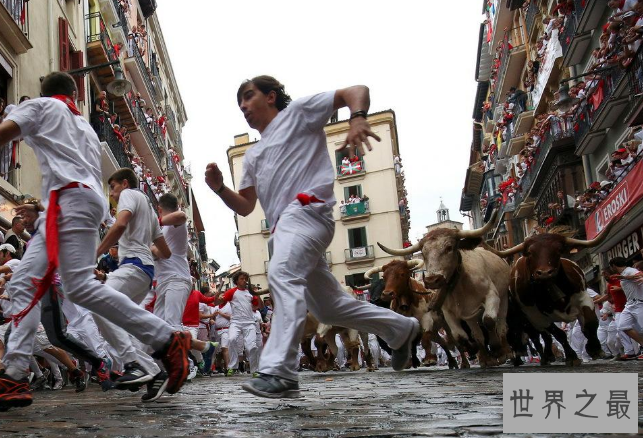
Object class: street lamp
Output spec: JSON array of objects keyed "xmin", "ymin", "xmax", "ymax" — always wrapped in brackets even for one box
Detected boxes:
[
  {"xmin": 67, "ymin": 59, "xmax": 132, "ymax": 97},
  {"xmin": 552, "ymin": 66, "xmax": 614, "ymax": 111}
]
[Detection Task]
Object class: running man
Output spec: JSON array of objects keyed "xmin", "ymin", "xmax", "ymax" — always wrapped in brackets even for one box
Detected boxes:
[{"xmin": 205, "ymin": 76, "xmax": 419, "ymax": 398}]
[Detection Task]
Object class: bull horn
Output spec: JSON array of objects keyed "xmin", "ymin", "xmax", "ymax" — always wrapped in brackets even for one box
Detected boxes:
[
  {"xmin": 485, "ymin": 242, "xmax": 525, "ymax": 258},
  {"xmin": 353, "ymin": 284, "xmax": 371, "ymax": 291},
  {"xmin": 364, "ymin": 265, "xmax": 384, "ymax": 280},
  {"xmin": 564, "ymin": 222, "xmax": 614, "ymax": 248},
  {"xmin": 455, "ymin": 210, "xmax": 497, "ymax": 239},
  {"xmin": 250, "ymin": 288, "xmax": 271, "ymax": 296},
  {"xmin": 377, "ymin": 241, "xmax": 421, "ymax": 256},
  {"xmin": 406, "ymin": 259, "xmax": 424, "ymax": 270}
]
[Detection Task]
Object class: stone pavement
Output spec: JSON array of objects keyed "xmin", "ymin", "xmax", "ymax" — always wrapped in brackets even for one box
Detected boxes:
[{"xmin": 0, "ymin": 360, "xmax": 641, "ymax": 437}]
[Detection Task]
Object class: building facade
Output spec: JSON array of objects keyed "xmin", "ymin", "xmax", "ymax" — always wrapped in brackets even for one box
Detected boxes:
[
  {"xmin": 460, "ymin": 0, "xmax": 643, "ymax": 288},
  {"xmin": 0, "ymin": 0, "xmax": 209, "ymax": 277},
  {"xmin": 228, "ymin": 110, "xmax": 411, "ymax": 290}
]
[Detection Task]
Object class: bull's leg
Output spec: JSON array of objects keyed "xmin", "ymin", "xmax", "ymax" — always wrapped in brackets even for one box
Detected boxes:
[
  {"xmin": 420, "ymin": 332, "xmax": 437, "ymax": 366},
  {"xmin": 482, "ymin": 290, "xmax": 509, "ymax": 361},
  {"xmin": 579, "ymin": 306, "xmax": 604, "ymax": 360},
  {"xmin": 442, "ymin": 311, "xmax": 476, "ymax": 353},
  {"xmin": 342, "ymin": 330, "xmax": 361, "ymax": 372},
  {"xmin": 460, "ymin": 350, "xmax": 471, "ymax": 369},
  {"xmin": 548, "ymin": 323, "xmax": 581, "ymax": 366},
  {"xmin": 432, "ymin": 333, "xmax": 455, "ymax": 368},
  {"xmin": 466, "ymin": 320, "xmax": 497, "ymax": 368},
  {"xmin": 537, "ymin": 331, "xmax": 556, "ymax": 365},
  {"xmin": 359, "ymin": 332, "xmax": 375, "ymax": 372}
]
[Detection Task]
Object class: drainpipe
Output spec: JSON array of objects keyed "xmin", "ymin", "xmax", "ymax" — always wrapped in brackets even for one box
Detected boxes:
[{"xmin": 48, "ymin": 0, "xmax": 55, "ymax": 71}]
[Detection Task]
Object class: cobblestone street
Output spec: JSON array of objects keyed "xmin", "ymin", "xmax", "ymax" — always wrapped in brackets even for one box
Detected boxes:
[{"xmin": 0, "ymin": 360, "xmax": 641, "ymax": 437}]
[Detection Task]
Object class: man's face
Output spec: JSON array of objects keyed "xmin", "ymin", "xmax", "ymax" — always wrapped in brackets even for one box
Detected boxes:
[
  {"xmin": 13, "ymin": 219, "xmax": 24, "ymax": 234},
  {"xmin": 109, "ymin": 247, "xmax": 118, "ymax": 258},
  {"xmin": 0, "ymin": 251, "xmax": 8, "ymax": 264},
  {"xmin": 110, "ymin": 207, "xmax": 116, "ymax": 217},
  {"xmin": 109, "ymin": 179, "xmax": 128, "ymax": 202},
  {"xmin": 236, "ymin": 275, "xmax": 248, "ymax": 289},
  {"xmin": 238, "ymin": 83, "xmax": 275, "ymax": 130},
  {"xmin": 21, "ymin": 211, "xmax": 38, "ymax": 232}
]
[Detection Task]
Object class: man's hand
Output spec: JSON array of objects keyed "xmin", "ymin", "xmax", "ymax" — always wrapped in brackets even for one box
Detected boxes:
[
  {"xmin": 14, "ymin": 203, "xmax": 38, "ymax": 216},
  {"xmin": 337, "ymin": 117, "xmax": 381, "ymax": 159},
  {"xmin": 205, "ymin": 163, "xmax": 224, "ymax": 192}
]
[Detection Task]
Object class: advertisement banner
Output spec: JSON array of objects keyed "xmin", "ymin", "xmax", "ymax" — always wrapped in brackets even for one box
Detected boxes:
[{"xmin": 585, "ymin": 160, "xmax": 643, "ymax": 240}]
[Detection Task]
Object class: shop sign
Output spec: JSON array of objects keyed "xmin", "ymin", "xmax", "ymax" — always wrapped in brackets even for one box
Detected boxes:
[
  {"xmin": 585, "ymin": 160, "xmax": 643, "ymax": 240},
  {"xmin": 605, "ymin": 227, "xmax": 643, "ymax": 262}
]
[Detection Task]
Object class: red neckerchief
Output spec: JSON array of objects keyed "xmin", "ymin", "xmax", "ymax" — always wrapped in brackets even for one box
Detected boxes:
[{"xmin": 50, "ymin": 95, "xmax": 81, "ymax": 116}]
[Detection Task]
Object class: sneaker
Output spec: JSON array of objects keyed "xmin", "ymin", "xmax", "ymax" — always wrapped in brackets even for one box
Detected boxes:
[
  {"xmin": 637, "ymin": 354, "xmax": 643, "ymax": 360},
  {"xmin": 226, "ymin": 369, "xmax": 237, "ymax": 377},
  {"xmin": 0, "ymin": 373, "xmax": 33, "ymax": 411},
  {"xmin": 391, "ymin": 319, "xmax": 420, "ymax": 371},
  {"xmin": 70, "ymin": 369, "xmax": 87, "ymax": 393},
  {"xmin": 92, "ymin": 360, "xmax": 111, "ymax": 383},
  {"xmin": 141, "ymin": 372, "xmax": 168, "ymax": 403},
  {"xmin": 252, "ymin": 372, "xmax": 260, "ymax": 378},
  {"xmin": 114, "ymin": 362, "xmax": 152, "ymax": 389},
  {"xmin": 152, "ymin": 331, "xmax": 190, "ymax": 395},
  {"xmin": 30, "ymin": 375, "xmax": 49, "ymax": 391},
  {"xmin": 241, "ymin": 373, "xmax": 300, "ymax": 399},
  {"xmin": 614, "ymin": 353, "xmax": 638, "ymax": 361},
  {"xmin": 187, "ymin": 366, "xmax": 197, "ymax": 381},
  {"xmin": 52, "ymin": 379, "xmax": 63, "ymax": 390}
]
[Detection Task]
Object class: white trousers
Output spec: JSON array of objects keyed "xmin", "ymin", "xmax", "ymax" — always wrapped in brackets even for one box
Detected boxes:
[
  {"xmin": 597, "ymin": 323, "xmax": 617, "ymax": 356},
  {"xmin": 570, "ymin": 322, "xmax": 590, "ymax": 361},
  {"xmin": 615, "ymin": 311, "xmax": 637, "ymax": 355},
  {"xmin": 185, "ymin": 326, "xmax": 202, "ymax": 363},
  {"xmin": 154, "ymin": 278, "xmax": 191, "ymax": 331},
  {"xmin": 368, "ymin": 336, "xmax": 381, "ymax": 368},
  {"xmin": 214, "ymin": 327, "xmax": 230, "ymax": 350},
  {"xmin": 607, "ymin": 318, "xmax": 622, "ymax": 355},
  {"xmin": 260, "ymin": 201, "xmax": 415, "ymax": 381},
  {"xmin": 67, "ymin": 313, "xmax": 109, "ymax": 360},
  {"xmin": 92, "ymin": 264, "xmax": 160, "ymax": 375},
  {"xmin": 228, "ymin": 323, "xmax": 258, "ymax": 372},
  {"xmin": 4, "ymin": 188, "xmax": 173, "ymax": 378}
]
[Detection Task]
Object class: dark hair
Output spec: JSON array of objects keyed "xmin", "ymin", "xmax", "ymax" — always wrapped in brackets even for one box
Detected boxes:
[
  {"xmin": 0, "ymin": 249, "xmax": 19, "ymax": 260},
  {"xmin": 200, "ymin": 285, "xmax": 210, "ymax": 295},
  {"xmin": 237, "ymin": 75, "xmax": 292, "ymax": 111},
  {"xmin": 41, "ymin": 72, "xmax": 77, "ymax": 98},
  {"xmin": 609, "ymin": 257, "xmax": 628, "ymax": 268},
  {"xmin": 108, "ymin": 168, "xmax": 138, "ymax": 189},
  {"xmin": 11, "ymin": 216, "xmax": 22, "ymax": 226},
  {"xmin": 19, "ymin": 96, "xmax": 30, "ymax": 103},
  {"xmin": 158, "ymin": 193, "xmax": 179, "ymax": 212},
  {"xmin": 232, "ymin": 271, "xmax": 250, "ymax": 286}
]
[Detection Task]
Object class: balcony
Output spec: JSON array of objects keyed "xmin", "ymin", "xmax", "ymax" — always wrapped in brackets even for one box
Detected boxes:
[
  {"xmin": 128, "ymin": 101, "xmax": 164, "ymax": 174},
  {"xmin": 495, "ymin": 27, "xmax": 527, "ymax": 103},
  {"xmin": 124, "ymin": 44, "xmax": 159, "ymax": 111},
  {"xmin": 559, "ymin": 2, "xmax": 593, "ymax": 67},
  {"xmin": 337, "ymin": 160, "xmax": 365, "ymax": 181},
  {"xmin": 97, "ymin": 117, "xmax": 132, "ymax": 172},
  {"xmin": 260, "ymin": 219, "xmax": 270, "ymax": 236},
  {"xmin": 344, "ymin": 245, "xmax": 375, "ymax": 265},
  {"xmin": 574, "ymin": 0, "xmax": 607, "ymax": 35},
  {"xmin": 623, "ymin": 46, "xmax": 643, "ymax": 126},
  {"xmin": 574, "ymin": 67, "xmax": 629, "ymax": 155},
  {"xmin": 340, "ymin": 201, "xmax": 370, "ymax": 223},
  {"xmin": 96, "ymin": 0, "xmax": 127, "ymax": 45},
  {"xmin": 506, "ymin": 133, "xmax": 526, "ymax": 157},
  {"xmin": 525, "ymin": 0, "xmax": 540, "ymax": 41},
  {"xmin": 533, "ymin": 164, "xmax": 585, "ymax": 231},
  {"xmin": 0, "ymin": 141, "xmax": 18, "ymax": 187},
  {"xmin": 85, "ymin": 13, "xmax": 135, "ymax": 130},
  {"xmin": 166, "ymin": 156, "xmax": 189, "ymax": 206},
  {"xmin": 264, "ymin": 260, "xmax": 269, "ymax": 274},
  {"xmin": 0, "ymin": 0, "xmax": 31, "ymax": 53},
  {"xmin": 164, "ymin": 105, "xmax": 181, "ymax": 150},
  {"xmin": 464, "ymin": 161, "xmax": 485, "ymax": 196},
  {"xmin": 322, "ymin": 251, "xmax": 332, "ymax": 266},
  {"xmin": 142, "ymin": 180, "xmax": 159, "ymax": 212}
]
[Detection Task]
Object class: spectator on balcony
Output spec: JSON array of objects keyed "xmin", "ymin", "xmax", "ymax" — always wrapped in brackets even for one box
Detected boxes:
[
  {"xmin": 145, "ymin": 107, "xmax": 154, "ymax": 128},
  {"xmin": 338, "ymin": 200, "xmax": 347, "ymax": 216},
  {"xmin": 398, "ymin": 198, "xmax": 406, "ymax": 215},
  {"xmin": 341, "ymin": 156, "xmax": 350, "ymax": 167},
  {"xmin": 127, "ymin": 25, "xmax": 139, "ymax": 58},
  {"xmin": 138, "ymin": 24, "xmax": 148, "ymax": 57},
  {"xmin": 394, "ymin": 155, "xmax": 401, "ymax": 174},
  {"xmin": 91, "ymin": 91, "xmax": 110, "ymax": 137}
]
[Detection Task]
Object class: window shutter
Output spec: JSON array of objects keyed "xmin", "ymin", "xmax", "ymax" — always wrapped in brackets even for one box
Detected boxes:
[
  {"xmin": 58, "ymin": 18, "xmax": 70, "ymax": 71},
  {"xmin": 348, "ymin": 229, "xmax": 355, "ymax": 249},
  {"xmin": 360, "ymin": 227, "xmax": 367, "ymax": 246},
  {"xmin": 70, "ymin": 51, "xmax": 85, "ymax": 102},
  {"xmin": 343, "ymin": 187, "xmax": 349, "ymax": 201},
  {"xmin": 356, "ymin": 184, "xmax": 363, "ymax": 198}
]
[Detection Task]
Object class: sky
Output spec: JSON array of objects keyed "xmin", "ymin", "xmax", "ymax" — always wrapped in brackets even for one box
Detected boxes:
[{"xmin": 155, "ymin": 0, "xmax": 485, "ymax": 273}]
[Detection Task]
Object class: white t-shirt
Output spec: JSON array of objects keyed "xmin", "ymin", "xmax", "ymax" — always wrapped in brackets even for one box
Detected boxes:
[
  {"xmin": 198, "ymin": 302, "xmax": 210, "ymax": 329},
  {"xmin": 228, "ymin": 288, "xmax": 256, "ymax": 325},
  {"xmin": 239, "ymin": 92, "xmax": 337, "ymax": 227},
  {"xmin": 116, "ymin": 189, "xmax": 162, "ymax": 266},
  {"xmin": 620, "ymin": 267, "xmax": 643, "ymax": 301},
  {"xmin": 215, "ymin": 302, "xmax": 231, "ymax": 329},
  {"xmin": 254, "ymin": 310, "xmax": 262, "ymax": 334},
  {"xmin": 2, "ymin": 258, "xmax": 21, "ymax": 275},
  {"xmin": 154, "ymin": 223, "xmax": 190, "ymax": 282},
  {"xmin": 5, "ymin": 98, "xmax": 104, "ymax": 201}
]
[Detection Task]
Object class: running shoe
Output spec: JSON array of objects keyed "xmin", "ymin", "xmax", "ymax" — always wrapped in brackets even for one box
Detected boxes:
[
  {"xmin": 152, "ymin": 331, "xmax": 190, "ymax": 395},
  {"xmin": 70, "ymin": 368, "xmax": 87, "ymax": 393},
  {"xmin": 614, "ymin": 353, "xmax": 638, "ymax": 361},
  {"xmin": 52, "ymin": 379, "xmax": 63, "ymax": 390},
  {"xmin": 114, "ymin": 362, "xmax": 152, "ymax": 389},
  {"xmin": 226, "ymin": 369, "xmax": 237, "ymax": 377},
  {"xmin": 92, "ymin": 360, "xmax": 111, "ymax": 383},
  {"xmin": 141, "ymin": 372, "xmax": 168, "ymax": 403},
  {"xmin": 0, "ymin": 373, "xmax": 33, "ymax": 411},
  {"xmin": 187, "ymin": 366, "xmax": 197, "ymax": 381},
  {"xmin": 30, "ymin": 375, "xmax": 49, "ymax": 391},
  {"xmin": 241, "ymin": 373, "xmax": 300, "ymax": 399},
  {"xmin": 391, "ymin": 319, "xmax": 420, "ymax": 371}
]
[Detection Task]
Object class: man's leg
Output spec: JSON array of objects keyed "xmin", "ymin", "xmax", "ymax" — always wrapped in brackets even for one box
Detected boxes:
[
  {"xmin": 242, "ymin": 325, "xmax": 259, "ymax": 373},
  {"xmin": 156, "ymin": 279, "xmax": 191, "ymax": 332},
  {"xmin": 615, "ymin": 312, "xmax": 636, "ymax": 356},
  {"xmin": 227, "ymin": 324, "xmax": 241, "ymax": 372}
]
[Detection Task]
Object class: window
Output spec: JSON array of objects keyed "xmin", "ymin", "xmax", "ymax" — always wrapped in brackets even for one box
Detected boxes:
[
  {"xmin": 348, "ymin": 227, "xmax": 367, "ymax": 248},
  {"xmin": 343, "ymin": 184, "xmax": 362, "ymax": 201},
  {"xmin": 596, "ymin": 154, "xmax": 610, "ymax": 182},
  {"xmin": 344, "ymin": 273, "xmax": 371, "ymax": 288}
]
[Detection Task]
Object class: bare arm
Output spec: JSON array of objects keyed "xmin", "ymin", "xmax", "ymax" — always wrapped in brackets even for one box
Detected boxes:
[
  {"xmin": 97, "ymin": 210, "xmax": 132, "ymax": 256},
  {"xmin": 160, "ymin": 211, "xmax": 187, "ymax": 227},
  {"xmin": 0, "ymin": 120, "xmax": 21, "ymax": 145},
  {"xmin": 204, "ymin": 163, "xmax": 257, "ymax": 216},
  {"xmin": 333, "ymin": 86, "xmax": 381, "ymax": 158},
  {"xmin": 152, "ymin": 235, "xmax": 171, "ymax": 259}
]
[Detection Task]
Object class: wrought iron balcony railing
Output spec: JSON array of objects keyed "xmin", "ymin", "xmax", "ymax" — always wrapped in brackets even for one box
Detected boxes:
[
  {"xmin": 340, "ymin": 201, "xmax": 370, "ymax": 218},
  {"xmin": 85, "ymin": 12, "xmax": 118, "ymax": 62},
  {"xmin": 336, "ymin": 160, "xmax": 365, "ymax": 177},
  {"xmin": 345, "ymin": 245, "xmax": 375, "ymax": 263},
  {"xmin": 1, "ymin": 0, "xmax": 29, "ymax": 37},
  {"xmin": 98, "ymin": 118, "xmax": 132, "ymax": 169},
  {"xmin": 525, "ymin": 0, "xmax": 539, "ymax": 38}
]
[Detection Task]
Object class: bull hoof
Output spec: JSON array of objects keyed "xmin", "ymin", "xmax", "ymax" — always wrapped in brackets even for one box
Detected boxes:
[
  {"xmin": 566, "ymin": 358, "xmax": 582, "ymax": 367},
  {"xmin": 350, "ymin": 364, "xmax": 360, "ymax": 372},
  {"xmin": 422, "ymin": 359, "xmax": 437, "ymax": 367},
  {"xmin": 460, "ymin": 360, "xmax": 470, "ymax": 370},
  {"xmin": 367, "ymin": 367, "xmax": 376, "ymax": 372},
  {"xmin": 512, "ymin": 356, "xmax": 523, "ymax": 367},
  {"xmin": 447, "ymin": 360, "xmax": 458, "ymax": 370}
]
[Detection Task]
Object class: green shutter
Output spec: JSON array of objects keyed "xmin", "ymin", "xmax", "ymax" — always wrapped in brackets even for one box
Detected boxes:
[
  {"xmin": 344, "ymin": 187, "xmax": 350, "ymax": 201},
  {"xmin": 348, "ymin": 229, "xmax": 355, "ymax": 248},
  {"xmin": 360, "ymin": 227, "xmax": 367, "ymax": 246},
  {"xmin": 357, "ymin": 185, "xmax": 363, "ymax": 198}
]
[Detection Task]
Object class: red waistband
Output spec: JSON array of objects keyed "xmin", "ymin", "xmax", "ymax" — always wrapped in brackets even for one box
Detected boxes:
[
  {"xmin": 61, "ymin": 182, "xmax": 90, "ymax": 191},
  {"xmin": 296, "ymin": 193, "xmax": 324, "ymax": 206},
  {"xmin": 216, "ymin": 326, "xmax": 230, "ymax": 331}
]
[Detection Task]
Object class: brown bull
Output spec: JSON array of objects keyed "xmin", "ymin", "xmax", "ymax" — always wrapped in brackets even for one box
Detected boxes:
[
  {"xmin": 364, "ymin": 259, "xmax": 463, "ymax": 369},
  {"xmin": 378, "ymin": 213, "xmax": 512, "ymax": 367},
  {"xmin": 492, "ymin": 228, "xmax": 612, "ymax": 366}
]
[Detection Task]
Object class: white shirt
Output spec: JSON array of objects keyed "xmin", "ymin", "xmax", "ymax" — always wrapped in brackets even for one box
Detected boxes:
[
  {"xmin": 215, "ymin": 302, "xmax": 231, "ymax": 329},
  {"xmin": 620, "ymin": 267, "xmax": 643, "ymax": 301},
  {"xmin": 154, "ymin": 223, "xmax": 190, "ymax": 282},
  {"xmin": 254, "ymin": 310, "xmax": 262, "ymax": 334},
  {"xmin": 5, "ymin": 98, "xmax": 104, "ymax": 202},
  {"xmin": 116, "ymin": 189, "xmax": 162, "ymax": 266},
  {"xmin": 198, "ymin": 302, "xmax": 210, "ymax": 329},
  {"xmin": 239, "ymin": 92, "xmax": 336, "ymax": 227},
  {"xmin": 228, "ymin": 288, "xmax": 256, "ymax": 325}
]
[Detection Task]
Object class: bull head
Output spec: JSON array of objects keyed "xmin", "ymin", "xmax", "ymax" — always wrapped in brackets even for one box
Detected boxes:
[{"xmin": 363, "ymin": 259, "xmax": 423, "ymax": 301}]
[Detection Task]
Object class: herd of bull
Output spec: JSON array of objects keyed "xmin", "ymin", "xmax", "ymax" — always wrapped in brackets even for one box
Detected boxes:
[{"xmin": 299, "ymin": 212, "xmax": 614, "ymax": 372}]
